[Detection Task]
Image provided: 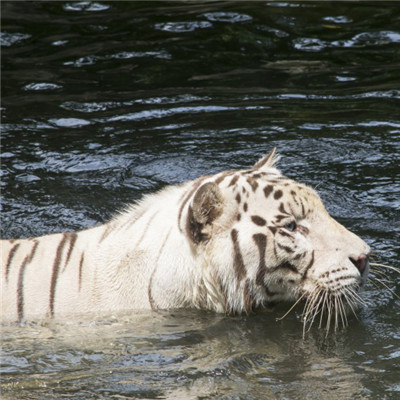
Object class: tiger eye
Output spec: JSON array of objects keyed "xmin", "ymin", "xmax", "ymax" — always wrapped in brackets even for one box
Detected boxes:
[{"xmin": 284, "ymin": 221, "xmax": 297, "ymax": 232}]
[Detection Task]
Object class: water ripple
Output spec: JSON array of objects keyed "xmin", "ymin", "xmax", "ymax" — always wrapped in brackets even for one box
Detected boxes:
[
  {"xmin": 294, "ymin": 31, "xmax": 400, "ymax": 52},
  {"xmin": 246, "ymin": 90, "xmax": 400, "ymax": 101},
  {"xmin": 154, "ymin": 21, "xmax": 213, "ymax": 33},
  {"xmin": 60, "ymin": 95, "xmax": 211, "ymax": 113},
  {"xmin": 24, "ymin": 83, "xmax": 63, "ymax": 91},
  {"xmin": 63, "ymin": 1, "xmax": 110, "ymax": 12},
  {"xmin": 201, "ymin": 12, "xmax": 252, "ymax": 23},
  {"xmin": 300, "ymin": 120, "xmax": 400, "ymax": 130},
  {"xmin": 0, "ymin": 32, "xmax": 31, "ymax": 47},
  {"xmin": 104, "ymin": 105, "xmax": 269, "ymax": 123},
  {"xmin": 323, "ymin": 16, "xmax": 353, "ymax": 24},
  {"xmin": 64, "ymin": 50, "xmax": 171, "ymax": 67},
  {"xmin": 332, "ymin": 31, "xmax": 400, "ymax": 48},
  {"xmin": 49, "ymin": 118, "xmax": 91, "ymax": 128}
]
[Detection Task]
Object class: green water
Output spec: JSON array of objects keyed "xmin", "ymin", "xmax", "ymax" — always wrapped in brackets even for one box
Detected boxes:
[{"xmin": 1, "ymin": 2, "xmax": 399, "ymax": 399}]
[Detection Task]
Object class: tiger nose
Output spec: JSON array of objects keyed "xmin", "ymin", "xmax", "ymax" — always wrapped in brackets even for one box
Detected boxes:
[{"xmin": 349, "ymin": 254, "xmax": 369, "ymax": 274}]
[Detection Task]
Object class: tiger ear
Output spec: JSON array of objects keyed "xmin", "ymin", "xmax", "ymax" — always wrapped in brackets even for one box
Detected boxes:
[
  {"xmin": 186, "ymin": 182, "xmax": 224, "ymax": 243},
  {"xmin": 252, "ymin": 147, "xmax": 280, "ymax": 171}
]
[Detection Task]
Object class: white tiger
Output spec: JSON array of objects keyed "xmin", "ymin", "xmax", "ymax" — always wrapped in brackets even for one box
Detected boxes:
[{"xmin": 1, "ymin": 149, "xmax": 370, "ymax": 330}]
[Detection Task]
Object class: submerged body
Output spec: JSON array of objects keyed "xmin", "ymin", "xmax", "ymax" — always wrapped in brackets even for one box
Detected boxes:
[{"xmin": 1, "ymin": 149, "xmax": 370, "ymax": 325}]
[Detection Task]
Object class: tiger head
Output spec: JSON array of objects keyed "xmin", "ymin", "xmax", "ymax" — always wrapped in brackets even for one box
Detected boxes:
[{"xmin": 185, "ymin": 149, "xmax": 370, "ymax": 329}]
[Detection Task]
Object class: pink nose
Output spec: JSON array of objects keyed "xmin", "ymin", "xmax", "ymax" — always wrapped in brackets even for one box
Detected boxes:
[{"xmin": 350, "ymin": 254, "xmax": 368, "ymax": 274}]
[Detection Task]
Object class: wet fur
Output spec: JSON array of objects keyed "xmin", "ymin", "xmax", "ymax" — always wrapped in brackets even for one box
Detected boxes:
[{"xmin": 1, "ymin": 149, "xmax": 370, "ymax": 327}]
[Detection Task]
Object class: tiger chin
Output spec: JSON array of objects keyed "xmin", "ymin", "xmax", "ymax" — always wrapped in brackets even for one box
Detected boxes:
[{"xmin": 1, "ymin": 149, "xmax": 370, "ymax": 333}]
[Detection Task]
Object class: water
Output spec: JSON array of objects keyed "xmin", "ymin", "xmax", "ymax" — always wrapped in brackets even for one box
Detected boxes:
[{"xmin": 1, "ymin": 1, "xmax": 399, "ymax": 399}]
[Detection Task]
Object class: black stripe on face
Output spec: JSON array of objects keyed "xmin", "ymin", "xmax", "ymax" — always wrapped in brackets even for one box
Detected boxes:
[
  {"xmin": 290, "ymin": 190, "xmax": 300, "ymax": 206},
  {"xmin": 247, "ymin": 178, "xmax": 259, "ymax": 192},
  {"xmin": 274, "ymin": 261, "xmax": 299, "ymax": 274},
  {"xmin": 275, "ymin": 214, "xmax": 287, "ymax": 223},
  {"xmin": 279, "ymin": 203, "xmax": 289, "ymax": 215},
  {"xmin": 263, "ymin": 185, "xmax": 273, "ymax": 198},
  {"xmin": 5, "ymin": 242, "xmax": 21, "ymax": 283},
  {"xmin": 277, "ymin": 243, "xmax": 294, "ymax": 254},
  {"xmin": 278, "ymin": 230, "xmax": 292, "ymax": 238},
  {"xmin": 274, "ymin": 190, "xmax": 283, "ymax": 200},
  {"xmin": 251, "ymin": 215, "xmax": 266, "ymax": 226},
  {"xmin": 16, "ymin": 241, "xmax": 38, "ymax": 322},
  {"xmin": 231, "ymin": 229, "xmax": 246, "ymax": 283},
  {"xmin": 273, "ymin": 242, "xmax": 278, "ymax": 259},
  {"xmin": 301, "ymin": 250, "xmax": 315, "ymax": 281},
  {"xmin": 253, "ymin": 233, "xmax": 267, "ymax": 286},
  {"xmin": 229, "ymin": 175, "xmax": 239, "ymax": 187},
  {"xmin": 49, "ymin": 234, "xmax": 69, "ymax": 317},
  {"xmin": 300, "ymin": 199, "xmax": 306, "ymax": 217}
]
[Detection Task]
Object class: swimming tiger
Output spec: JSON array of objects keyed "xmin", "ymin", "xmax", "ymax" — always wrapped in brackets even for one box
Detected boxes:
[{"xmin": 1, "ymin": 149, "xmax": 370, "ymax": 331}]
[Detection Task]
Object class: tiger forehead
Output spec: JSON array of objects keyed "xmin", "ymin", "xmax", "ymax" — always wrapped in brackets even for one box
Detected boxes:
[
  {"xmin": 215, "ymin": 170, "xmax": 310, "ymax": 196},
  {"xmin": 213, "ymin": 170, "xmax": 322, "ymax": 217}
]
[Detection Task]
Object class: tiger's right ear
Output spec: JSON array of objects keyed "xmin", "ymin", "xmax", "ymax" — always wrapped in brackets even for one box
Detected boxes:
[
  {"xmin": 186, "ymin": 182, "xmax": 224, "ymax": 244},
  {"xmin": 252, "ymin": 147, "xmax": 280, "ymax": 171}
]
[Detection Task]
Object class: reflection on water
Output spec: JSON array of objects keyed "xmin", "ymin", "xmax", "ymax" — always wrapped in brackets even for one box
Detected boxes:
[
  {"xmin": 0, "ymin": 310, "xmax": 387, "ymax": 399},
  {"xmin": 1, "ymin": 1, "xmax": 399, "ymax": 399}
]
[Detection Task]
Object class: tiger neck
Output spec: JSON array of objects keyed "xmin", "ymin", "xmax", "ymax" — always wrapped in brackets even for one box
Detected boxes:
[{"xmin": 95, "ymin": 182, "xmax": 204, "ymax": 310}]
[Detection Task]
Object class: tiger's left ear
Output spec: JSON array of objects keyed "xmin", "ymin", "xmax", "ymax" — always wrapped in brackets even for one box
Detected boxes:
[
  {"xmin": 186, "ymin": 182, "xmax": 224, "ymax": 244},
  {"xmin": 252, "ymin": 147, "xmax": 280, "ymax": 171}
]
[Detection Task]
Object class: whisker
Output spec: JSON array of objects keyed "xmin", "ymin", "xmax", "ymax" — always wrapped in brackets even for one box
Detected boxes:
[
  {"xmin": 346, "ymin": 286, "xmax": 366, "ymax": 306},
  {"xmin": 302, "ymin": 297, "xmax": 313, "ymax": 337},
  {"xmin": 305, "ymin": 289, "xmax": 324, "ymax": 332},
  {"xmin": 308, "ymin": 288, "xmax": 323, "ymax": 316},
  {"xmin": 369, "ymin": 268, "xmax": 390, "ymax": 281},
  {"xmin": 337, "ymin": 295, "xmax": 346, "ymax": 330},
  {"xmin": 370, "ymin": 263, "xmax": 400, "ymax": 275},
  {"xmin": 335, "ymin": 294, "xmax": 346, "ymax": 329},
  {"xmin": 334, "ymin": 295, "xmax": 339, "ymax": 332},
  {"xmin": 302, "ymin": 287, "xmax": 322, "ymax": 337},
  {"xmin": 318, "ymin": 291, "xmax": 329, "ymax": 328},
  {"xmin": 343, "ymin": 287, "xmax": 361, "ymax": 319},
  {"xmin": 325, "ymin": 295, "xmax": 333, "ymax": 336},
  {"xmin": 369, "ymin": 278, "xmax": 386, "ymax": 294},
  {"xmin": 276, "ymin": 292, "xmax": 306, "ymax": 322},
  {"xmin": 299, "ymin": 274, "xmax": 379, "ymax": 336},
  {"xmin": 372, "ymin": 278, "xmax": 400, "ymax": 300},
  {"xmin": 303, "ymin": 289, "xmax": 319, "ymax": 316},
  {"xmin": 302, "ymin": 289, "xmax": 316, "ymax": 319}
]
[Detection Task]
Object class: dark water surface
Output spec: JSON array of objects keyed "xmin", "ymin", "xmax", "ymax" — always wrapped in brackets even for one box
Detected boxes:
[{"xmin": 1, "ymin": 1, "xmax": 399, "ymax": 399}]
